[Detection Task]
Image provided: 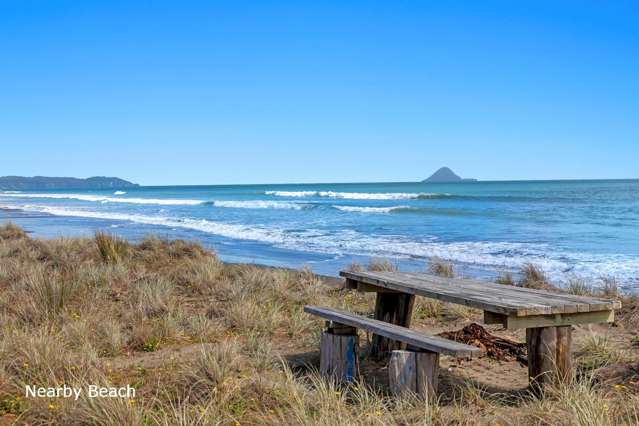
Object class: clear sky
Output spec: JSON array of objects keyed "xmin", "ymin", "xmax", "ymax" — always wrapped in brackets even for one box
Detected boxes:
[{"xmin": 1, "ymin": 1, "xmax": 637, "ymax": 185}]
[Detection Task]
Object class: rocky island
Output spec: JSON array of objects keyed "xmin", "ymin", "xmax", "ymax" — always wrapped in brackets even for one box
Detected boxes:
[{"xmin": 423, "ymin": 167, "xmax": 476, "ymax": 182}]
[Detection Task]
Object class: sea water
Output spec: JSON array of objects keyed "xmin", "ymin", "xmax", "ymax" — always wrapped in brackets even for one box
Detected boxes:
[{"xmin": 1, "ymin": 180, "xmax": 638, "ymax": 290}]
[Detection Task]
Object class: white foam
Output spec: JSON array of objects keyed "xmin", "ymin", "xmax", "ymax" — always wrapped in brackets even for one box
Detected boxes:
[
  {"xmin": 19, "ymin": 205, "xmax": 288, "ymax": 244},
  {"xmin": 265, "ymin": 191, "xmax": 318, "ymax": 198},
  {"xmin": 0, "ymin": 193, "xmax": 203, "ymax": 206},
  {"xmin": 333, "ymin": 205, "xmax": 408, "ymax": 214},
  {"xmin": 6, "ymin": 202, "xmax": 639, "ymax": 286},
  {"xmin": 266, "ymin": 190, "xmax": 436, "ymax": 200},
  {"xmin": 114, "ymin": 191, "xmax": 127, "ymax": 195},
  {"xmin": 212, "ymin": 200, "xmax": 307, "ymax": 210}
]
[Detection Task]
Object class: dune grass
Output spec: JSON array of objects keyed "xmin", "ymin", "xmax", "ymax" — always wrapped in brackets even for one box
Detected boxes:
[{"xmin": 0, "ymin": 223, "xmax": 636, "ymax": 425}]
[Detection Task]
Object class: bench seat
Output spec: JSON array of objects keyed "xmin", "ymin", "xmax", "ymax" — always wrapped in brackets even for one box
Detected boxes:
[{"xmin": 304, "ymin": 305, "xmax": 479, "ymax": 357}]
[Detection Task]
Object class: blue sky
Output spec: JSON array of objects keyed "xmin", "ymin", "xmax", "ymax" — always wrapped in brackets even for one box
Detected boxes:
[{"xmin": 1, "ymin": 1, "xmax": 637, "ymax": 185}]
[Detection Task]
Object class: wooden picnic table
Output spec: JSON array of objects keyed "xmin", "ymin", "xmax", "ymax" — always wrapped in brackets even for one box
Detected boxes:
[{"xmin": 340, "ymin": 270, "xmax": 622, "ymax": 389}]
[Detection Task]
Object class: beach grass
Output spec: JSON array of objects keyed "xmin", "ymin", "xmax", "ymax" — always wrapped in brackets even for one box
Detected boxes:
[{"xmin": 0, "ymin": 223, "xmax": 637, "ymax": 425}]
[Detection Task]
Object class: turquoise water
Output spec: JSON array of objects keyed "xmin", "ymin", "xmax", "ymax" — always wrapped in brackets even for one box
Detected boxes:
[{"xmin": 1, "ymin": 180, "xmax": 638, "ymax": 289}]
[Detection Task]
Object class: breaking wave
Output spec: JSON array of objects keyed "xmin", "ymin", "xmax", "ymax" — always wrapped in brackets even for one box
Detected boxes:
[
  {"xmin": 210, "ymin": 200, "xmax": 310, "ymax": 210},
  {"xmin": 265, "ymin": 190, "xmax": 447, "ymax": 200},
  {"xmin": 0, "ymin": 193, "xmax": 203, "ymax": 206},
  {"xmin": 6, "ymin": 203, "xmax": 638, "ymax": 285},
  {"xmin": 333, "ymin": 205, "xmax": 409, "ymax": 214}
]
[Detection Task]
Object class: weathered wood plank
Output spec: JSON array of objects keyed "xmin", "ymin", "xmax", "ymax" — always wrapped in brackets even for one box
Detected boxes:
[
  {"xmin": 370, "ymin": 292, "xmax": 415, "ymax": 358},
  {"xmin": 320, "ymin": 331, "xmax": 359, "ymax": 382},
  {"xmin": 483, "ymin": 310, "xmax": 614, "ymax": 329},
  {"xmin": 389, "ymin": 350, "xmax": 439, "ymax": 397},
  {"xmin": 305, "ymin": 306, "xmax": 479, "ymax": 357},
  {"xmin": 526, "ymin": 326, "xmax": 573, "ymax": 393},
  {"xmin": 357, "ymin": 282, "xmax": 398, "ymax": 293},
  {"xmin": 340, "ymin": 271, "xmax": 621, "ymax": 317}
]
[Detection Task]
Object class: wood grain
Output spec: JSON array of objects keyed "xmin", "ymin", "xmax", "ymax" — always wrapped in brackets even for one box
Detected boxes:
[
  {"xmin": 389, "ymin": 350, "xmax": 439, "ymax": 397},
  {"xmin": 341, "ymin": 271, "xmax": 621, "ymax": 317},
  {"xmin": 305, "ymin": 306, "xmax": 479, "ymax": 357}
]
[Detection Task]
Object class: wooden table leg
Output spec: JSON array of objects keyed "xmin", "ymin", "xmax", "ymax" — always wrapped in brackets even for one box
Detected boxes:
[
  {"xmin": 526, "ymin": 325, "xmax": 573, "ymax": 394},
  {"xmin": 370, "ymin": 292, "xmax": 415, "ymax": 359}
]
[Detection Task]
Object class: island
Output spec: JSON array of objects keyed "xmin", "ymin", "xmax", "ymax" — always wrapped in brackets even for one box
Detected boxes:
[
  {"xmin": 0, "ymin": 176, "xmax": 139, "ymax": 190},
  {"xmin": 422, "ymin": 167, "xmax": 476, "ymax": 183}
]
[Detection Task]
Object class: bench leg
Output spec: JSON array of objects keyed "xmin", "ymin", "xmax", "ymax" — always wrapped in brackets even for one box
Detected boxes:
[
  {"xmin": 389, "ymin": 349, "xmax": 439, "ymax": 398},
  {"xmin": 371, "ymin": 292, "xmax": 415, "ymax": 359},
  {"xmin": 526, "ymin": 325, "xmax": 573, "ymax": 394},
  {"xmin": 320, "ymin": 325, "xmax": 359, "ymax": 382}
]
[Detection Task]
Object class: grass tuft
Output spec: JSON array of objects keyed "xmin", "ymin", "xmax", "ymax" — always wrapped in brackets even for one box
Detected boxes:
[
  {"xmin": 428, "ymin": 258, "xmax": 454, "ymax": 278},
  {"xmin": 95, "ymin": 232, "xmax": 129, "ymax": 264},
  {"xmin": 495, "ymin": 272, "xmax": 514, "ymax": 285},
  {"xmin": 518, "ymin": 263, "xmax": 554, "ymax": 290},
  {"xmin": 367, "ymin": 258, "xmax": 397, "ymax": 272}
]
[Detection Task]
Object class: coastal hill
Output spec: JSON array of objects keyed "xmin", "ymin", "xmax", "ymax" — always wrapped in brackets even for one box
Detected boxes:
[
  {"xmin": 0, "ymin": 176, "xmax": 139, "ymax": 190},
  {"xmin": 423, "ymin": 167, "xmax": 476, "ymax": 182}
]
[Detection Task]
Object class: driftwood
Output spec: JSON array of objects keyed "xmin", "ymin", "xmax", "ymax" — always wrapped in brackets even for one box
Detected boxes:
[{"xmin": 437, "ymin": 323, "xmax": 527, "ymax": 365}]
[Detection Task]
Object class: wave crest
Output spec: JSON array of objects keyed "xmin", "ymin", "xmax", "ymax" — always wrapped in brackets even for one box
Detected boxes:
[
  {"xmin": 333, "ymin": 205, "xmax": 409, "ymax": 214},
  {"xmin": 266, "ymin": 190, "xmax": 446, "ymax": 200},
  {"xmin": 0, "ymin": 193, "xmax": 203, "ymax": 206},
  {"xmin": 211, "ymin": 200, "xmax": 309, "ymax": 210}
]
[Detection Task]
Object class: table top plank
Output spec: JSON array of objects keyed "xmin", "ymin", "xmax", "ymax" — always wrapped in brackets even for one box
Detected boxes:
[{"xmin": 340, "ymin": 271, "xmax": 621, "ymax": 317}]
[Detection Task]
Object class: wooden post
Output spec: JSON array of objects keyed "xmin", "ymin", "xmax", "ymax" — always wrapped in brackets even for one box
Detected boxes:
[
  {"xmin": 526, "ymin": 325, "xmax": 573, "ymax": 393},
  {"xmin": 370, "ymin": 292, "xmax": 415, "ymax": 359},
  {"xmin": 389, "ymin": 350, "xmax": 439, "ymax": 398},
  {"xmin": 319, "ymin": 325, "xmax": 359, "ymax": 382}
]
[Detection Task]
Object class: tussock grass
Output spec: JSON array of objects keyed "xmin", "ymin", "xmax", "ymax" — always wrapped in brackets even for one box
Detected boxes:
[
  {"xmin": 367, "ymin": 258, "xmax": 397, "ymax": 272},
  {"xmin": 576, "ymin": 333, "xmax": 625, "ymax": 372},
  {"xmin": 495, "ymin": 272, "xmax": 515, "ymax": 285},
  {"xmin": 0, "ymin": 222, "xmax": 27, "ymax": 240},
  {"xmin": 95, "ymin": 232, "xmax": 130, "ymax": 264},
  {"xmin": 518, "ymin": 263, "xmax": 555, "ymax": 290},
  {"xmin": 0, "ymin": 223, "xmax": 635, "ymax": 425},
  {"xmin": 428, "ymin": 257, "xmax": 454, "ymax": 278},
  {"xmin": 567, "ymin": 279, "xmax": 592, "ymax": 296},
  {"xmin": 600, "ymin": 276, "xmax": 620, "ymax": 298}
]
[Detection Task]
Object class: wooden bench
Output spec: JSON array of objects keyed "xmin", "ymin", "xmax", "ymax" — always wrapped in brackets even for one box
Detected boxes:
[{"xmin": 304, "ymin": 306, "xmax": 480, "ymax": 396}]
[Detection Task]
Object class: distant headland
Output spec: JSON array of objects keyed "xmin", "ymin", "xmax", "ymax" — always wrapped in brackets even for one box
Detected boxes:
[
  {"xmin": 422, "ymin": 167, "xmax": 477, "ymax": 183},
  {"xmin": 0, "ymin": 176, "xmax": 139, "ymax": 190}
]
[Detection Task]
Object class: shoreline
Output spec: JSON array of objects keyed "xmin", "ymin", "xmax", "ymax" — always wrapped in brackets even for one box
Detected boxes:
[{"xmin": 1, "ymin": 205, "xmax": 636, "ymax": 294}]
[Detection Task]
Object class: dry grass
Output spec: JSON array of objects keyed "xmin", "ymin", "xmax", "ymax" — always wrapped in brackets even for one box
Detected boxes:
[
  {"xmin": 518, "ymin": 263, "xmax": 555, "ymax": 290},
  {"xmin": 428, "ymin": 257, "xmax": 454, "ymax": 278},
  {"xmin": 567, "ymin": 279, "xmax": 592, "ymax": 296},
  {"xmin": 495, "ymin": 272, "xmax": 515, "ymax": 285},
  {"xmin": 0, "ymin": 223, "xmax": 635, "ymax": 425},
  {"xmin": 366, "ymin": 258, "xmax": 396, "ymax": 272}
]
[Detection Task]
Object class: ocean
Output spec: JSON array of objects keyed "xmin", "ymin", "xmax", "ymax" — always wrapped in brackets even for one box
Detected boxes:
[{"xmin": 1, "ymin": 180, "xmax": 638, "ymax": 290}]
